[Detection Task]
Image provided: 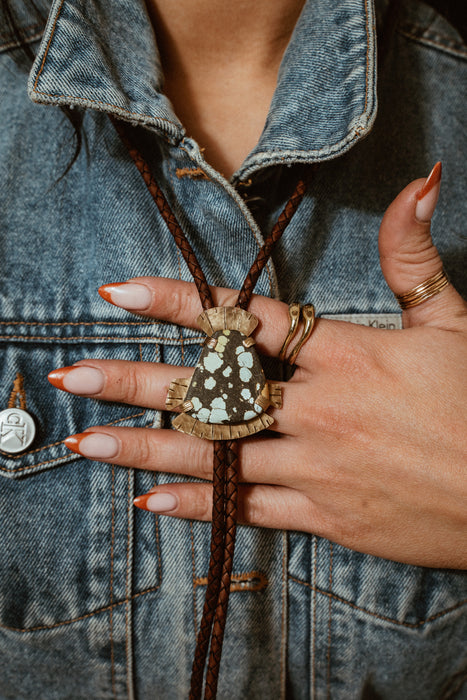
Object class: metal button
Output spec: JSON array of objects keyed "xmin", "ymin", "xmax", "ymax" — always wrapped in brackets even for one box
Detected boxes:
[{"xmin": 0, "ymin": 408, "xmax": 36, "ymax": 454}]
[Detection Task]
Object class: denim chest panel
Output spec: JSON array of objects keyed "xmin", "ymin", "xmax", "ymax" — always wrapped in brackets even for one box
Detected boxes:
[{"xmin": 1, "ymin": 2, "xmax": 467, "ymax": 700}]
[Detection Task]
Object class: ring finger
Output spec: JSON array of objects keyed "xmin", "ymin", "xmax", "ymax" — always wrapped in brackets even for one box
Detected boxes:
[{"xmin": 65, "ymin": 426, "xmax": 299, "ymax": 487}]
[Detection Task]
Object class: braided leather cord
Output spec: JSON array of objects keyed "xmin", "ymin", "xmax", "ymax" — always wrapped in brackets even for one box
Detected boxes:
[
  {"xmin": 189, "ymin": 441, "xmax": 229, "ymax": 700},
  {"xmin": 204, "ymin": 441, "xmax": 239, "ymax": 699},
  {"xmin": 110, "ymin": 117, "xmax": 215, "ymax": 311},
  {"xmin": 236, "ymin": 179, "xmax": 307, "ymax": 310},
  {"xmin": 111, "ymin": 117, "xmax": 306, "ymax": 699}
]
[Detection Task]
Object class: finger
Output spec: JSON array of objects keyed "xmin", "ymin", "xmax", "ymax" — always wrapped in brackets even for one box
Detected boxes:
[
  {"xmin": 133, "ymin": 481, "xmax": 318, "ymax": 532},
  {"xmin": 99, "ymin": 277, "xmax": 321, "ymax": 365},
  {"xmin": 48, "ymin": 359, "xmax": 192, "ymax": 410},
  {"xmin": 64, "ymin": 427, "xmax": 299, "ymax": 484},
  {"xmin": 49, "ymin": 359, "xmax": 300, "ymax": 434},
  {"xmin": 378, "ymin": 162, "xmax": 467, "ymax": 330}
]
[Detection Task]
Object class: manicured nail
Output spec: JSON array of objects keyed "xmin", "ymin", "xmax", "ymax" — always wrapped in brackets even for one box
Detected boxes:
[
  {"xmin": 134, "ymin": 492, "xmax": 179, "ymax": 513},
  {"xmin": 48, "ymin": 365, "xmax": 105, "ymax": 395},
  {"xmin": 99, "ymin": 282, "xmax": 153, "ymax": 310},
  {"xmin": 415, "ymin": 162, "xmax": 442, "ymax": 222},
  {"xmin": 65, "ymin": 432, "xmax": 119, "ymax": 459}
]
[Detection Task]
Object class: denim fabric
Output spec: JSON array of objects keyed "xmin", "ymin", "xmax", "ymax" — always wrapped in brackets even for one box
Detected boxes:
[{"xmin": 0, "ymin": 0, "xmax": 466, "ymax": 698}]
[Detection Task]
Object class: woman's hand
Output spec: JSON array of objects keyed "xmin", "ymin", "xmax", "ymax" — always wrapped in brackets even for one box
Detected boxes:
[{"xmin": 49, "ymin": 167, "xmax": 467, "ymax": 569}]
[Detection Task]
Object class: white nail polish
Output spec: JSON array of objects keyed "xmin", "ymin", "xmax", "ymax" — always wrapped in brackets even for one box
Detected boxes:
[
  {"xmin": 78, "ymin": 433, "xmax": 119, "ymax": 459},
  {"xmin": 63, "ymin": 366, "xmax": 105, "ymax": 394},
  {"xmin": 105, "ymin": 283, "xmax": 152, "ymax": 310}
]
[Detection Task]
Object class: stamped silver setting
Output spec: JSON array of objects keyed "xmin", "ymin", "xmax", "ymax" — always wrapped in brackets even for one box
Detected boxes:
[{"xmin": 0, "ymin": 408, "xmax": 36, "ymax": 454}]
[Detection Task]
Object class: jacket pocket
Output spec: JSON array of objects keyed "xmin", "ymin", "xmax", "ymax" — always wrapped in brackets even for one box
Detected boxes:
[{"xmin": 0, "ymin": 323, "xmax": 163, "ymax": 631}]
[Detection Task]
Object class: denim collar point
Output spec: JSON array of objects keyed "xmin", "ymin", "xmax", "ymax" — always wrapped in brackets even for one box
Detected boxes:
[
  {"xmin": 27, "ymin": 0, "xmax": 377, "ymax": 164},
  {"xmin": 28, "ymin": 0, "xmax": 184, "ymax": 140}
]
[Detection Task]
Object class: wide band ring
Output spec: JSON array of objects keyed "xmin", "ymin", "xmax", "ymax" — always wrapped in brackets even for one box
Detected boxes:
[
  {"xmin": 279, "ymin": 303, "xmax": 316, "ymax": 365},
  {"xmin": 395, "ymin": 269, "xmax": 449, "ymax": 310}
]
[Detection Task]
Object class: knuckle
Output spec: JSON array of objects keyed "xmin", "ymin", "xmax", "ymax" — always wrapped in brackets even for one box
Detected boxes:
[
  {"xmin": 169, "ymin": 287, "xmax": 197, "ymax": 322},
  {"xmin": 191, "ymin": 488, "xmax": 213, "ymax": 521},
  {"xmin": 121, "ymin": 364, "xmax": 141, "ymax": 405},
  {"xmin": 191, "ymin": 440, "xmax": 213, "ymax": 480},
  {"xmin": 133, "ymin": 430, "xmax": 155, "ymax": 468}
]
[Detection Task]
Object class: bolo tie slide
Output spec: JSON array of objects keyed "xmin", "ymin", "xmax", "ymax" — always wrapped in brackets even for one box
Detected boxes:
[{"xmin": 111, "ymin": 116, "xmax": 308, "ymax": 699}]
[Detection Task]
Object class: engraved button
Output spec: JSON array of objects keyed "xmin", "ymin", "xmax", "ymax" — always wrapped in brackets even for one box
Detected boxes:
[{"xmin": 0, "ymin": 408, "xmax": 36, "ymax": 454}]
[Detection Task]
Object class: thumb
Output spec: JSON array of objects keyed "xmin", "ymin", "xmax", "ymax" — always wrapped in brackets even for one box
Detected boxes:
[{"xmin": 379, "ymin": 163, "xmax": 467, "ymax": 330}]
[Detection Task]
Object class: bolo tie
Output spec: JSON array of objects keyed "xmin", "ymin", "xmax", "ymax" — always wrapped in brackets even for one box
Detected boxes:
[{"xmin": 111, "ymin": 116, "xmax": 306, "ymax": 699}]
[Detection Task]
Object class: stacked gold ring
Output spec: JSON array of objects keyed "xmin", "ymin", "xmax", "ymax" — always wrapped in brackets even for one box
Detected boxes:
[
  {"xmin": 395, "ymin": 269, "xmax": 449, "ymax": 310},
  {"xmin": 279, "ymin": 303, "xmax": 316, "ymax": 364}
]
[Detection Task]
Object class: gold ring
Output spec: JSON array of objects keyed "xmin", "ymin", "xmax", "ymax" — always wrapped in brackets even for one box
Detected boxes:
[
  {"xmin": 279, "ymin": 303, "xmax": 316, "ymax": 365},
  {"xmin": 395, "ymin": 269, "xmax": 449, "ymax": 310},
  {"xmin": 279, "ymin": 303, "xmax": 301, "ymax": 362}
]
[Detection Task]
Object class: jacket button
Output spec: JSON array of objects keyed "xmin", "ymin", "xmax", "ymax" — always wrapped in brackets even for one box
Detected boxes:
[{"xmin": 0, "ymin": 408, "xmax": 36, "ymax": 454}]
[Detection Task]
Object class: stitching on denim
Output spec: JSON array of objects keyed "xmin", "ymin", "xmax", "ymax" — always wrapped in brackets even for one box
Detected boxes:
[
  {"xmin": 193, "ymin": 570, "xmax": 268, "ymax": 593},
  {"xmin": 363, "ymin": 0, "xmax": 370, "ymax": 116},
  {"xmin": 34, "ymin": 89, "xmax": 180, "ymax": 129},
  {"xmin": 175, "ymin": 167, "xmax": 209, "ymax": 180},
  {"xmin": 7, "ymin": 372, "xmax": 27, "ymax": 410},
  {"xmin": 289, "ymin": 576, "xmax": 467, "ymax": 628},
  {"xmin": 0, "ymin": 410, "xmax": 146, "ymax": 463},
  {"xmin": 397, "ymin": 27, "xmax": 467, "ymax": 59},
  {"xmin": 0, "ymin": 31, "xmax": 44, "ymax": 52},
  {"xmin": 125, "ymin": 470, "xmax": 131, "ymax": 698},
  {"xmin": 178, "ymin": 145, "xmax": 273, "ymax": 293},
  {"xmin": 109, "ymin": 465, "xmax": 117, "ymax": 699},
  {"xmin": 0, "ymin": 582, "xmax": 163, "ymax": 633},
  {"xmin": 280, "ymin": 531, "xmax": 288, "ymax": 700},
  {"xmin": 33, "ymin": 0, "xmax": 64, "ymax": 90},
  {"xmin": 326, "ymin": 543, "xmax": 333, "ymax": 700},
  {"xmin": 190, "ymin": 522, "xmax": 198, "ymax": 636},
  {"xmin": 0, "ymin": 334, "xmax": 205, "ymax": 342},
  {"xmin": 0, "ymin": 321, "xmax": 161, "ymax": 326},
  {"xmin": 31, "ymin": 0, "xmax": 178, "ymax": 130},
  {"xmin": 311, "ymin": 536, "xmax": 318, "ymax": 698}
]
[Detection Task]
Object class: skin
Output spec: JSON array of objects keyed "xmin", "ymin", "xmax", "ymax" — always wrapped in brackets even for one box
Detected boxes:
[
  {"xmin": 144, "ymin": 0, "xmax": 306, "ymax": 177},
  {"xmin": 51, "ymin": 4, "xmax": 467, "ymax": 569}
]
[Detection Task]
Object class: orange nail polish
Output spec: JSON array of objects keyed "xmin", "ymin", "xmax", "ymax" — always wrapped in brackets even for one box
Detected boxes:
[
  {"xmin": 416, "ymin": 161, "xmax": 442, "ymax": 201},
  {"xmin": 134, "ymin": 491, "xmax": 179, "ymax": 513},
  {"xmin": 64, "ymin": 432, "xmax": 89, "ymax": 454},
  {"xmin": 134, "ymin": 493, "xmax": 153, "ymax": 511},
  {"xmin": 48, "ymin": 366, "xmax": 73, "ymax": 391},
  {"xmin": 98, "ymin": 283, "xmax": 126, "ymax": 305}
]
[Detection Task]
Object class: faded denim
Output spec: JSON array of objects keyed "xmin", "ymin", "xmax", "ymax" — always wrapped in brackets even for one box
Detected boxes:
[{"xmin": 0, "ymin": 0, "xmax": 466, "ymax": 697}]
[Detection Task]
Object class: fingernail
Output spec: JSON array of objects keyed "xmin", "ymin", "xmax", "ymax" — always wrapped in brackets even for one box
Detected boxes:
[
  {"xmin": 415, "ymin": 162, "xmax": 442, "ymax": 222},
  {"xmin": 134, "ymin": 492, "xmax": 179, "ymax": 513},
  {"xmin": 65, "ymin": 432, "xmax": 119, "ymax": 459},
  {"xmin": 48, "ymin": 366, "xmax": 105, "ymax": 395},
  {"xmin": 99, "ymin": 283, "xmax": 153, "ymax": 310}
]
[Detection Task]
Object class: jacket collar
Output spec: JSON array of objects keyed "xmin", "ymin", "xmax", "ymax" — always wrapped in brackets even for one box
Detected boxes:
[{"xmin": 29, "ymin": 0, "xmax": 377, "ymax": 175}]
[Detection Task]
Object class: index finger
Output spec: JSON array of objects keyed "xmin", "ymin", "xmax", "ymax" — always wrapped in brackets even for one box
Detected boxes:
[{"xmin": 98, "ymin": 277, "xmax": 375, "ymax": 366}]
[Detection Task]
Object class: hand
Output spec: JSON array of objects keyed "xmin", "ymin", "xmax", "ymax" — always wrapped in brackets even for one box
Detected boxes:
[{"xmin": 49, "ymin": 165, "xmax": 467, "ymax": 569}]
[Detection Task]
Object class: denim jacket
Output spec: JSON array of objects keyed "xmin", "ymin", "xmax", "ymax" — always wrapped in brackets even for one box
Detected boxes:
[{"xmin": 0, "ymin": 0, "xmax": 466, "ymax": 698}]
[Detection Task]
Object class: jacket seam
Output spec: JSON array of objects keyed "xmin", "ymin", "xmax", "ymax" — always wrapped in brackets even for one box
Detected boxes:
[
  {"xmin": 0, "ymin": 334, "xmax": 205, "ymax": 342},
  {"xmin": 397, "ymin": 27, "xmax": 467, "ymax": 59},
  {"xmin": 289, "ymin": 575, "xmax": 467, "ymax": 628},
  {"xmin": 0, "ymin": 582, "xmax": 163, "ymax": 634}
]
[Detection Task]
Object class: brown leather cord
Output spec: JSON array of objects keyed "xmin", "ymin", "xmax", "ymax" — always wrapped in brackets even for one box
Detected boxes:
[
  {"xmin": 204, "ymin": 441, "xmax": 239, "ymax": 699},
  {"xmin": 189, "ymin": 441, "xmax": 231, "ymax": 699},
  {"xmin": 111, "ymin": 117, "xmax": 306, "ymax": 699},
  {"xmin": 110, "ymin": 116, "xmax": 215, "ymax": 312},
  {"xmin": 236, "ymin": 179, "xmax": 307, "ymax": 310}
]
